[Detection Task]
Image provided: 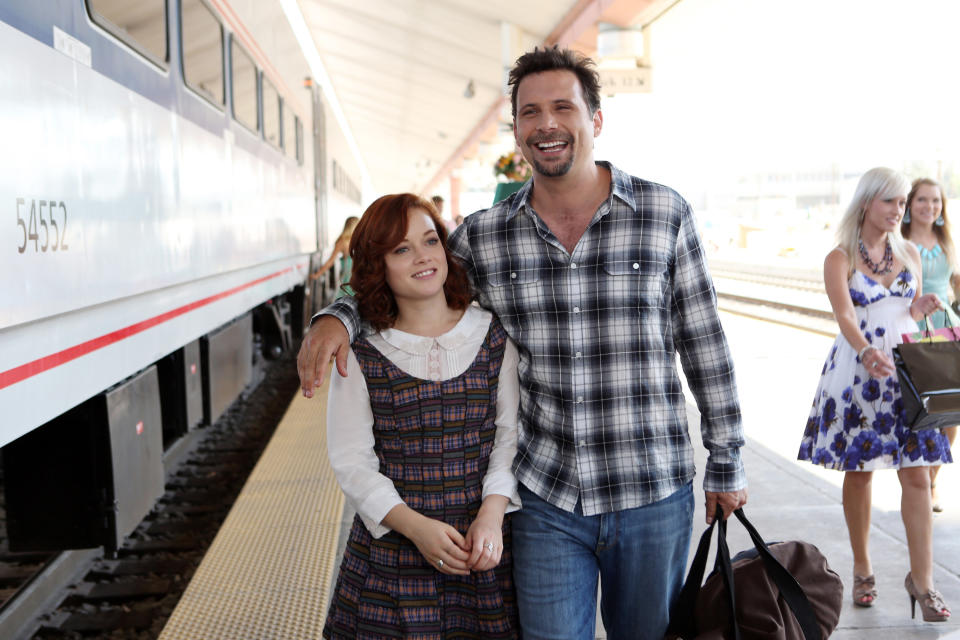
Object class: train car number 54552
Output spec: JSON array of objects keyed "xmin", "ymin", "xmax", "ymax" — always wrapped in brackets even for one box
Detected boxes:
[{"xmin": 16, "ymin": 198, "xmax": 69, "ymax": 253}]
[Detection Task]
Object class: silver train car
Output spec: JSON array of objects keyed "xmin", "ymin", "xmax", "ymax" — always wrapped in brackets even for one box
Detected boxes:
[{"xmin": 0, "ymin": 0, "xmax": 362, "ymax": 552}]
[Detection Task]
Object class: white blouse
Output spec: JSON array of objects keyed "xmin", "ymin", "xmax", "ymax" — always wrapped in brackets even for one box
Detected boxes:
[{"xmin": 326, "ymin": 305, "xmax": 521, "ymax": 538}]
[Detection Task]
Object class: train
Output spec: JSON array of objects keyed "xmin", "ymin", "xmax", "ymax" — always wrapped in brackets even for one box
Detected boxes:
[{"xmin": 0, "ymin": 0, "xmax": 363, "ymax": 553}]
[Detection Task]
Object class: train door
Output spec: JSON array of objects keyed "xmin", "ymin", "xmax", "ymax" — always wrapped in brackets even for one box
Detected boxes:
[{"xmin": 309, "ymin": 83, "xmax": 333, "ymax": 314}]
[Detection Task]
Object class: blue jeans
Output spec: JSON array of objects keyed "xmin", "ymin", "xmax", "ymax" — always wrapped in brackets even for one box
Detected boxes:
[{"xmin": 512, "ymin": 482, "xmax": 694, "ymax": 640}]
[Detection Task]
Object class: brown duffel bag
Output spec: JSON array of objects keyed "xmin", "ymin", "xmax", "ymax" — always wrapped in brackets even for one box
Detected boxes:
[{"xmin": 667, "ymin": 508, "xmax": 843, "ymax": 640}]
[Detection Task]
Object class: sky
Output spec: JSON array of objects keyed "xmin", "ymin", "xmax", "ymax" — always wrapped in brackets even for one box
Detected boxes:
[{"xmin": 596, "ymin": 0, "xmax": 960, "ymax": 201}]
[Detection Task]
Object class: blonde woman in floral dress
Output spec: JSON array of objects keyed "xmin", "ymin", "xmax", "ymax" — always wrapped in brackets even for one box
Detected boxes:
[
  {"xmin": 798, "ymin": 168, "xmax": 951, "ymax": 622},
  {"xmin": 901, "ymin": 177, "xmax": 960, "ymax": 511}
]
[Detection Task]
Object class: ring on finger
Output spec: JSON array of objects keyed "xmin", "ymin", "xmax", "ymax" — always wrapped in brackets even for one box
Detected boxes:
[
  {"xmin": 484, "ymin": 542, "xmax": 494, "ymax": 552},
  {"xmin": 437, "ymin": 559, "xmax": 443, "ymax": 569}
]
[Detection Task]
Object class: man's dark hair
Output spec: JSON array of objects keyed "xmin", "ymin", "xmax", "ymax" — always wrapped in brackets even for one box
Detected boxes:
[{"xmin": 508, "ymin": 46, "xmax": 601, "ymax": 118}]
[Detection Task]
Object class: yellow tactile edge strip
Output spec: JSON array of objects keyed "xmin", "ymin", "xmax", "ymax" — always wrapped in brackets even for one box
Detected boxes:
[{"xmin": 160, "ymin": 380, "xmax": 344, "ymax": 640}]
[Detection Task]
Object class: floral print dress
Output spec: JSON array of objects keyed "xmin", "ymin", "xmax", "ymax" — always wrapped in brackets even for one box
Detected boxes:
[{"xmin": 798, "ymin": 269, "xmax": 954, "ymax": 470}]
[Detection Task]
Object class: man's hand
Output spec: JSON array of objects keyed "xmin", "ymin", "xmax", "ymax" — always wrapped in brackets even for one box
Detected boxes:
[
  {"xmin": 296, "ymin": 316, "xmax": 350, "ymax": 397},
  {"xmin": 704, "ymin": 488, "xmax": 748, "ymax": 524}
]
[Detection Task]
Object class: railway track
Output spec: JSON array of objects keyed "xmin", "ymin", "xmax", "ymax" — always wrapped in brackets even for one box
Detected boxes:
[
  {"xmin": 709, "ymin": 259, "xmax": 838, "ymax": 336},
  {"xmin": 0, "ymin": 352, "xmax": 299, "ymax": 640}
]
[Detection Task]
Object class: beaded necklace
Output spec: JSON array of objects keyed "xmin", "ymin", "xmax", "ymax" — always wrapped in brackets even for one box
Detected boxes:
[{"xmin": 858, "ymin": 235, "xmax": 894, "ymax": 275}]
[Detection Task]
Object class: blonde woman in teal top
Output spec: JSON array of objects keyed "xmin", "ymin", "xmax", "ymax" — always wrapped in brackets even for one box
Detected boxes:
[
  {"xmin": 901, "ymin": 177, "xmax": 959, "ymax": 512},
  {"xmin": 311, "ymin": 216, "xmax": 359, "ymax": 297}
]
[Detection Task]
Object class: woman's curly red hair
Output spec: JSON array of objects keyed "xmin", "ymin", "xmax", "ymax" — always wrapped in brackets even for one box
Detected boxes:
[{"xmin": 348, "ymin": 193, "xmax": 472, "ymax": 331}]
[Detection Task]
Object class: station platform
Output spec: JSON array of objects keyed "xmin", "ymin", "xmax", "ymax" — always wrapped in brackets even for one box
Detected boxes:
[
  {"xmin": 160, "ymin": 310, "xmax": 960, "ymax": 639},
  {"xmin": 159, "ymin": 385, "xmax": 343, "ymax": 640}
]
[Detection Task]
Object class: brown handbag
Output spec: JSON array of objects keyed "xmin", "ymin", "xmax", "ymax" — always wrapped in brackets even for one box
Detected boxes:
[
  {"xmin": 667, "ymin": 508, "xmax": 843, "ymax": 640},
  {"xmin": 893, "ymin": 337, "xmax": 960, "ymax": 430}
]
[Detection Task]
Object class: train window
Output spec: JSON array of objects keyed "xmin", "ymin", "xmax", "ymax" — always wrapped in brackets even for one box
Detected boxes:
[
  {"xmin": 180, "ymin": 0, "xmax": 223, "ymax": 107},
  {"xmin": 283, "ymin": 103, "xmax": 296, "ymax": 159},
  {"xmin": 230, "ymin": 37, "xmax": 258, "ymax": 132},
  {"xmin": 87, "ymin": 0, "xmax": 167, "ymax": 67},
  {"xmin": 262, "ymin": 75, "xmax": 280, "ymax": 148}
]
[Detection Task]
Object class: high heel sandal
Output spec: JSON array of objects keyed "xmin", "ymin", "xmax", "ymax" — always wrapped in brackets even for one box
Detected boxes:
[
  {"xmin": 904, "ymin": 572, "xmax": 951, "ymax": 622},
  {"xmin": 853, "ymin": 574, "xmax": 877, "ymax": 607}
]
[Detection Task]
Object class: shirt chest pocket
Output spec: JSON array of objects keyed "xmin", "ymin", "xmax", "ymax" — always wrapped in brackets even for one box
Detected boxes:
[
  {"xmin": 484, "ymin": 266, "xmax": 543, "ymax": 317},
  {"xmin": 602, "ymin": 259, "xmax": 669, "ymax": 309}
]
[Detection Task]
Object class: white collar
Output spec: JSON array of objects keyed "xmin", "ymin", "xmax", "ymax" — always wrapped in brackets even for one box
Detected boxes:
[{"xmin": 377, "ymin": 305, "xmax": 489, "ymax": 356}]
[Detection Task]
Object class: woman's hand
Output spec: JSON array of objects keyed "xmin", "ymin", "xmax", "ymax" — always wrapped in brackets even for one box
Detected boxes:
[
  {"xmin": 911, "ymin": 293, "xmax": 943, "ymax": 321},
  {"xmin": 464, "ymin": 512, "xmax": 505, "ymax": 572},
  {"xmin": 405, "ymin": 517, "xmax": 471, "ymax": 576},
  {"xmin": 861, "ymin": 346, "xmax": 894, "ymax": 379}
]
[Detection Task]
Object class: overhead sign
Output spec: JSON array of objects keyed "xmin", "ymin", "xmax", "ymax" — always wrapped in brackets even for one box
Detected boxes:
[{"xmin": 598, "ymin": 67, "xmax": 652, "ymax": 94}]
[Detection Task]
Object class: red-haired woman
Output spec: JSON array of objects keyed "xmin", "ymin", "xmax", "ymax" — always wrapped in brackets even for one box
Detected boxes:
[{"xmin": 322, "ymin": 194, "xmax": 521, "ymax": 639}]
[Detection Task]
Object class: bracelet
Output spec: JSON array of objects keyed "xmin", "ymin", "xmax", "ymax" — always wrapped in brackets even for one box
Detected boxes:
[{"xmin": 858, "ymin": 345, "xmax": 876, "ymax": 361}]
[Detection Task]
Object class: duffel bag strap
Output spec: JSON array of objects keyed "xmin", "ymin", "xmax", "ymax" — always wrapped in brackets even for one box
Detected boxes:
[
  {"xmin": 667, "ymin": 509, "xmax": 717, "ymax": 638},
  {"xmin": 715, "ymin": 511, "xmax": 740, "ymax": 640},
  {"xmin": 667, "ymin": 506, "xmax": 742, "ymax": 640},
  {"xmin": 733, "ymin": 509, "xmax": 821, "ymax": 640}
]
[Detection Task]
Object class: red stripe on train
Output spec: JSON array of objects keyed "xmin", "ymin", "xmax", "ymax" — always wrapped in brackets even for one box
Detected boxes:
[{"xmin": 0, "ymin": 267, "xmax": 294, "ymax": 391}]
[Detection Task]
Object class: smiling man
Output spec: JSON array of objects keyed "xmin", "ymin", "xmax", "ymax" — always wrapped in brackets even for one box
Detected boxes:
[{"xmin": 297, "ymin": 46, "xmax": 748, "ymax": 640}]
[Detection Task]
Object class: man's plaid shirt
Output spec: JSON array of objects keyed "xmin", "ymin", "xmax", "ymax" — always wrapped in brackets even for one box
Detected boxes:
[{"xmin": 327, "ymin": 162, "xmax": 746, "ymax": 516}]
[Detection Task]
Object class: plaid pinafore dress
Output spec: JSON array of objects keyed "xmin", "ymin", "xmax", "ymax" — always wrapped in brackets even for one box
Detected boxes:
[{"xmin": 323, "ymin": 318, "xmax": 519, "ymax": 639}]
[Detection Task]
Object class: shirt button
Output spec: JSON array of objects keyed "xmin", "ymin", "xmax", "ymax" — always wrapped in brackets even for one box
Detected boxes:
[
  {"xmin": 573, "ymin": 306, "xmax": 580, "ymax": 313},
  {"xmin": 579, "ymin": 439, "xmax": 586, "ymax": 446},
  {"xmin": 576, "ymin": 396, "xmax": 583, "ymax": 403},
  {"xmin": 571, "ymin": 262, "xmax": 578, "ymax": 269},
  {"xmin": 575, "ymin": 351, "xmax": 582, "ymax": 358},
  {"xmin": 633, "ymin": 263, "xmax": 639, "ymax": 270},
  {"xmin": 510, "ymin": 272, "xmax": 517, "ymax": 279}
]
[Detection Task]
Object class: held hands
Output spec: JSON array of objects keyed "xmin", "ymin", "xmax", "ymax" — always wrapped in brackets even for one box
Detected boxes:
[
  {"xmin": 408, "ymin": 512, "xmax": 505, "ymax": 574},
  {"xmin": 399, "ymin": 496, "xmax": 509, "ymax": 574},
  {"xmin": 406, "ymin": 516, "xmax": 472, "ymax": 576},
  {"xmin": 296, "ymin": 316, "xmax": 350, "ymax": 397}
]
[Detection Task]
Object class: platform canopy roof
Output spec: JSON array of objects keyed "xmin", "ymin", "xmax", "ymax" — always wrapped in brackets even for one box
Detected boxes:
[{"xmin": 294, "ymin": 0, "xmax": 669, "ymax": 196}]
